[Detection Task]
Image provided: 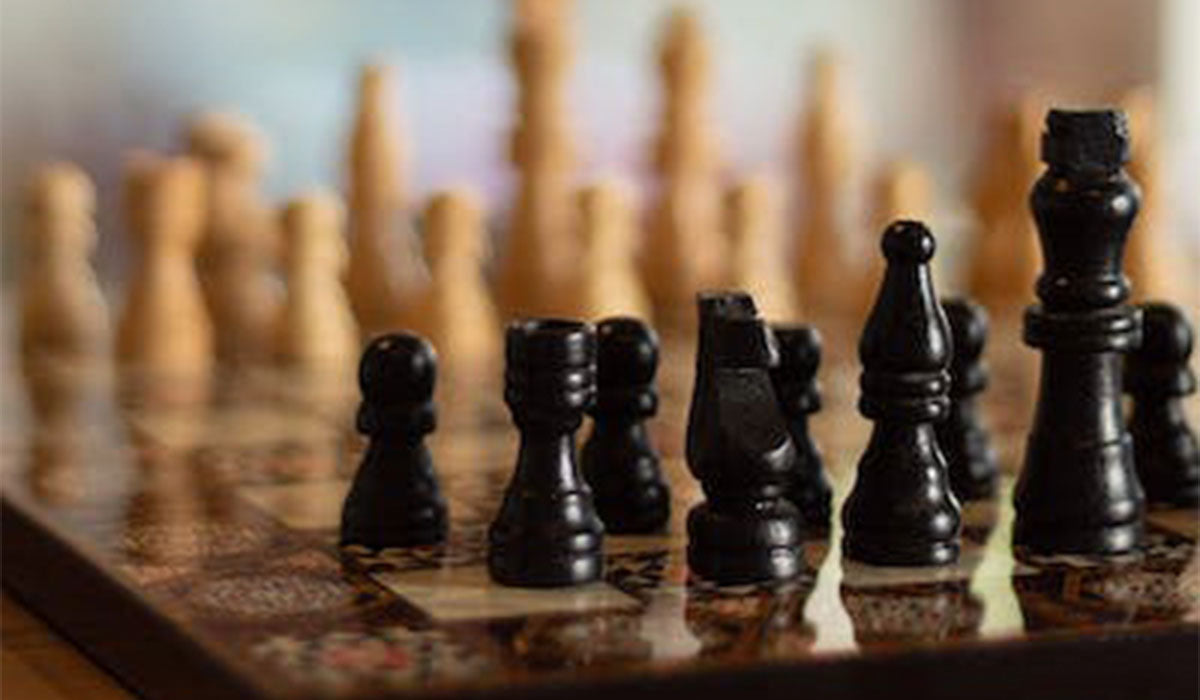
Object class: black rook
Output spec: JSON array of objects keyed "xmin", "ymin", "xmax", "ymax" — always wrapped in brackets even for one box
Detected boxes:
[
  {"xmin": 1015, "ymin": 109, "xmax": 1145, "ymax": 556},
  {"xmin": 488, "ymin": 319, "xmax": 605, "ymax": 587}
]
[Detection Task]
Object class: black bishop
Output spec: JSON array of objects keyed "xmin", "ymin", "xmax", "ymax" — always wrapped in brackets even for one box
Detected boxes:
[{"xmin": 842, "ymin": 221, "xmax": 961, "ymax": 566}]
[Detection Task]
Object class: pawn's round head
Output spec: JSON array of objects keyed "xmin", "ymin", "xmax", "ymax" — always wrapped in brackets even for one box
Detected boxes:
[
  {"xmin": 1138, "ymin": 302, "xmax": 1193, "ymax": 363},
  {"xmin": 358, "ymin": 333, "xmax": 437, "ymax": 404},
  {"xmin": 942, "ymin": 297, "xmax": 988, "ymax": 363},
  {"xmin": 881, "ymin": 220, "xmax": 935, "ymax": 264},
  {"xmin": 596, "ymin": 317, "xmax": 658, "ymax": 386},
  {"xmin": 185, "ymin": 112, "xmax": 267, "ymax": 174}
]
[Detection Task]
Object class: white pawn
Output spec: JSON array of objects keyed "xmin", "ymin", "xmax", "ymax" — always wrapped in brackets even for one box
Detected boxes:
[
  {"xmin": 726, "ymin": 174, "xmax": 798, "ymax": 323},
  {"xmin": 20, "ymin": 163, "xmax": 109, "ymax": 361},
  {"xmin": 571, "ymin": 180, "xmax": 652, "ymax": 321},
  {"xmin": 412, "ymin": 189, "xmax": 499, "ymax": 370},
  {"xmin": 186, "ymin": 111, "xmax": 280, "ymax": 366},
  {"xmin": 274, "ymin": 191, "xmax": 359, "ymax": 371},
  {"xmin": 116, "ymin": 153, "xmax": 213, "ymax": 376}
]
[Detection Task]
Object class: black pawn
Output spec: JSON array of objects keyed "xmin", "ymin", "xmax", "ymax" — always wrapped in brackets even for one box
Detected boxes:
[
  {"xmin": 581, "ymin": 317, "xmax": 671, "ymax": 533},
  {"xmin": 1016, "ymin": 109, "xmax": 1145, "ymax": 556},
  {"xmin": 1125, "ymin": 302, "xmax": 1200, "ymax": 507},
  {"xmin": 340, "ymin": 333, "xmax": 447, "ymax": 549},
  {"xmin": 770, "ymin": 325, "xmax": 832, "ymax": 529},
  {"xmin": 488, "ymin": 319, "xmax": 605, "ymax": 587},
  {"xmin": 843, "ymin": 221, "xmax": 961, "ymax": 566},
  {"xmin": 686, "ymin": 292, "xmax": 804, "ymax": 585},
  {"xmin": 937, "ymin": 298, "xmax": 998, "ymax": 501}
]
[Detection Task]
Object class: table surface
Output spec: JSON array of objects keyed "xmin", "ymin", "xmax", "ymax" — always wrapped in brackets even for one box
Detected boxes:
[{"xmin": 2, "ymin": 591, "xmax": 132, "ymax": 699}]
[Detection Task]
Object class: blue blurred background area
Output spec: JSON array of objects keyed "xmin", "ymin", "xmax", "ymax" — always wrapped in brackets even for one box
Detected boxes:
[{"xmin": 1, "ymin": 0, "xmax": 1197, "ymax": 284}]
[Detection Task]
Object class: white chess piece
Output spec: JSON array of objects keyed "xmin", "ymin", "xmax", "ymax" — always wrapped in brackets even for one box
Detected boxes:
[
  {"xmin": 572, "ymin": 180, "xmax": 652, "ymax": 321},
  {"xmin": 20, "ymin": 163, "xmax": 109, "ymax": 361},
  {"xmin": 727, "ymin": 174, "xmax": 798, "ymax": 323},
  {"xmin": 413, "ymin": 189, "xmax": 499, "ymax": 370},
  {"xmin": 115, "ymin": 153, "xmax": 214, "ymax": 376},
  {"xmin": 275, "ymin": 191, "xmax": 359, "ymax": 371}
]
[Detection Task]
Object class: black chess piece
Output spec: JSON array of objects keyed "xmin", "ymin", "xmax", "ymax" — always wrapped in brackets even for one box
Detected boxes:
[
  {"xmin": 580, "ymin": 317, "xmax": 671, "ymax": 534},
  {"xmin": 937, "ymin": 298, "xmax": 998, "ymax": 501},
  {"xmin": 1124, "ymin": 302, "xmax": 1200, "ymax": 507},
  {"xmin": 488, "ymin": 319, "xmax": 605, "ymax": 587},
  {"xmin": 842, "ymin": 221, "xmax": 961, "ymax": 566},
  {"xmin": 340, "ymin": 333, "xmax": 447, "ymax": 549},
  {"xmin": 686, "ymin": 292, "xmax": 804, "ymax": 585},
  {"xmin": 769, "ymin": 325, "xmax": 833, "ymax": 529},
  {"xmin": 1015, "ymin": 109, "xmax": 1146, "ymax": 556},
  {"xmin": 686, "ymin": 291, "xmax": 761, "ymax": 469}
]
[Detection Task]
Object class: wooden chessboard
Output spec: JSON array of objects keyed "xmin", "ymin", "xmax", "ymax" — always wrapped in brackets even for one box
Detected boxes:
[{"xmin": 3, "ymin": 323, "xmax": 1198, "ymax": 700}]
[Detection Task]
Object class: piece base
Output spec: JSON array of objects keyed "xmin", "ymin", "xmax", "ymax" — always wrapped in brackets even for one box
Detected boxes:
[
  {"xmin": 842, "ymin": 536, "xmax": 961, "ymax": 567},
  {"xmin": 486, "ymin": 550, "xmax": 604, "ymax": 588},
  {"xmin": 1012, "ymin": 519, "xmax": 1145, "ymax": 557}
]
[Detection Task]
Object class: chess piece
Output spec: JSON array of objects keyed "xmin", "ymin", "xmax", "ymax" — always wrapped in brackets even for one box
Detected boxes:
[
  {"xmin": 937, "ymin": 298, "xmax": 998, "ymax": 501},
  {"xmin": 340, "ymin": 332, "xmax": 447, "ymax": 548},
  {"xmin": 770, "ymin": 325, "xmax": 832, "ymax": 529},
  {"xmin": 794, "ymin": 51, "xmax": 855, "ymax": 319},
  {"xmin": 1124, "ymin": 302, "xmax": 1200, "ymax": 507},
  {"xmin": 842, "ymin": 221, "xmax": 961, "ymax": 566},
  {"xmin": 642, "ymin": 8, "xmax": 727, "ymax": 330},
  {"xmin": 186, "ymin": 112, "xmax": 279, "ymax": 365},
  {"xmin": 19, "ymin": 163, "xmax": 109, "ymax": 362},
  {"xmin": 412, "ymin": 189, "xmax": 499, "ymax": 369},
  {"xmin": 115, "ymin": 153, "xmax": 214, "ymax": 375},
  {"xmin": 581, "ymin": 317, "xmax": 670, "ymax": 534},
  {"xmin": 489, "ymin": 319, "xmax": 604, "ymax": 587},
  {"xmin": 859, "ymin": 160, "xmax": 932, "ymax": 318},
  {"xmin": 495, "ymin": 0, "xmax": 578, "ymax": 319},
  {"xmin": 686, "ymin": 291, "xmax": 758, "ymax": 469},
  {"xmin": 686, "ymin": 292, "xmax": 804, "ymax": 584},
  {"xmin": 1015, "ymin": 109, "xmax": 1146, "ymax": 556},
  {"xmin": 967, "ymin": 97, "xmax": 1044, "ymax": 316},
  {"xmin": 274, "ymin": 191, "xmax": 359, "ymax": 371},
  {"xmin": 346, "ymin": 64, "xmax": 427, "ymax": 339},
  {"xmin": 727, "ymin": 175, "xmax": 799, "ymax": 323},
  {"xmin": 571, "ymin": 181, "xmax": 652, "ymax": 321}
]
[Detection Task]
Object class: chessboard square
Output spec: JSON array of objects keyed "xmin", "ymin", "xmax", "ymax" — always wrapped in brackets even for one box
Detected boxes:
[
  {"xmin": 374, "ymin": 565, "xmax": 640, "ymax": 622},
  {"xmin": 840, "ymin": 544, "xmax": 1037, "ymax": 589},
  {"xmin": 239, "ymin": 479, "xmax": 349, "ymax": 530},
  {"xmin": 1148, "ymin": 508, "xmax": 1200, "ymax": 539}
]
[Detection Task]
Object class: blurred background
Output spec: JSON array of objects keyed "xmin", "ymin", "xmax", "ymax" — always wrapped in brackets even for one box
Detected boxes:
[{"xmin": 1, "ymin": 0, "xmax": 1197, "ymax": 287}]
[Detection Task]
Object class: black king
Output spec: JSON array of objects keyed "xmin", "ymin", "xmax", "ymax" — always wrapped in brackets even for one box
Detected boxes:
[{"xmin": 1015, "ymin": 109, "xmax": 1146, "ymax": 556}]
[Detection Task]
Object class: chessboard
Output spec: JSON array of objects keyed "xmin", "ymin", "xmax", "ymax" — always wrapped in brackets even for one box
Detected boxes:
[{"xmin": 2, "ymin": 320, "xmax": 1197, "ymax": 700}]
